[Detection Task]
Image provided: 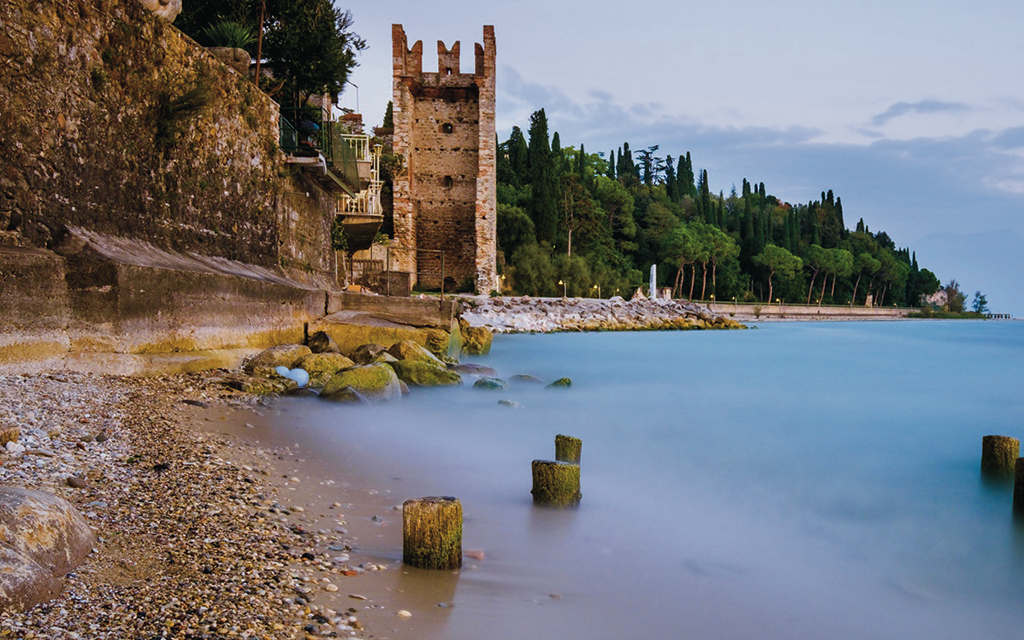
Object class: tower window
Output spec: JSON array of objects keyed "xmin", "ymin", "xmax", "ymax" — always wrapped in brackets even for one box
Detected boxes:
[
  {"xmin": 441, "ymin": 122, "xmax": 454, "ymax": 134},
  {"xmin": 443, "ymin": 176, "xmax": 453, "ymax": 188},
  {"xmin": 445, "ymin": 67, "xmax": 453, "ymax": 75}
]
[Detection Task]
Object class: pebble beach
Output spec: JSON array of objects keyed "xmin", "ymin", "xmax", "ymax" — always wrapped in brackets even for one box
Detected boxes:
[{"xmin": 0, "ymin": 372, "xmax": 401, "ymax": 639}]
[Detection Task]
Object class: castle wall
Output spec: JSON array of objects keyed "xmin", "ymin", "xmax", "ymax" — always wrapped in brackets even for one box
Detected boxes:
[{"xmin": 391, "ymin": 25, "xmax": 497, "ymax": 293}]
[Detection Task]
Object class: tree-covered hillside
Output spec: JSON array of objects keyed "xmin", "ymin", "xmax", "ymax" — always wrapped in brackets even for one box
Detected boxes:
[{"xmin": 496, "ymin": 108, "xmax": 941, "ymax": 306}]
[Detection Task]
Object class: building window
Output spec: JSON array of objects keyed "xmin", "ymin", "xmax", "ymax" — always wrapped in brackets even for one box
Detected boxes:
[
  {"xmin": 444, "ymin": 67, "xmax": 453, "ymax": 75},
  {"xmin": 443, "ymin": 176, "xmax": 453, "ymax": 188},
  {"xmin": 441, "ymin": 122, "xmax": 453, "ymax": 134}
]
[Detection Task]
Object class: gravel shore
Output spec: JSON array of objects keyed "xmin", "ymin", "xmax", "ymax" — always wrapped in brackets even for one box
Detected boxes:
[{"xmin": 0, "ymin": 372, "xmax": 384, "ymax": 639}]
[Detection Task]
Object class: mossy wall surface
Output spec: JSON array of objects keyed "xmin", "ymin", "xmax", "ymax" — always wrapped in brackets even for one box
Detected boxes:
[{"xmin": 0, "ymin": 0, "xmax": 334, "ymax": 282}]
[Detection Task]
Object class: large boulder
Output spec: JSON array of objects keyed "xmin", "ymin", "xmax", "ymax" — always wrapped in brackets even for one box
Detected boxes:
[
  {"xmin": 389, "ymin": 360, "xmax": 462, "ymax": 387},
  {"xmin": 307, "ymin": 331, "xmax": 342, "ymax": 354},
  {"xmin": 0, "ymin": 487, "xmax": 96, "ymax": 612},
  {"xmin": 244, "ymin": 344, "xmax": 312, "ymax": 377},
  {"xmin": 321, "ymin": 364, "xmax": 402, "ymax": 402},
  {"xmin": 459, "ymin": 319, "xmax": 493, "ymax": 356},
  {"xmin": 473, "ymin": 377, "xmax": 508, "ymax": 391},
  {"xmin": 294, "ymin": 353, "xmax": 354, "ymax": 388},
  {"xmin": 349, "ymin": 343, "xmax": 388, "ymax": 365},
  {"xmin": 452, "ymin": 363, "xmax": 498, "ymax": 377},
  {"xmin": 387, "ymin": 340, "xmax": 444, "ymax": 365}
]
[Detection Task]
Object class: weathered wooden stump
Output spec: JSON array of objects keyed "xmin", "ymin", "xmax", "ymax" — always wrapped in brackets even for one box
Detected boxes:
[
  {"xmin": 402, "ymin": 497, "xmax": 462, "ymax": 570},
  {"xmin": 981, "ymin": 435, "xmax": 1019, "ymax": 478},
  {"xmin": 555, "ymin": 434, "xmax": 582, "ymax": 464},
  {"xmin": 531, "ymin": 460, "xmax": 581, "ymax": 507},
  {"xmin": 1014, "ymin": 459, "xmax": 1024, "ymax": 515}
]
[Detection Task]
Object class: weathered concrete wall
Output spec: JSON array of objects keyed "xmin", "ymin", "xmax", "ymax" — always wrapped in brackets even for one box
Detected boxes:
[
  {"xmin": 0, "ymin": 0, "xmax": 347, "ymax": 371},
  {"xmin": 391, "ymin": 25, "xmax": 497, "ymax": 294},
  {"xmin": 0, "ymin": 232, "xmax": 329, "ymax": 375},
  {"xmin": 0, "ymin": 0, "xmax": 335, "ymax": 284}
]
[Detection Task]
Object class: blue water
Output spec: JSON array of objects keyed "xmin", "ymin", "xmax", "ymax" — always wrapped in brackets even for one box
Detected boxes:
[{"xmin": 265, "ymin": 321, "xmax": 1024, "ymax": 639}]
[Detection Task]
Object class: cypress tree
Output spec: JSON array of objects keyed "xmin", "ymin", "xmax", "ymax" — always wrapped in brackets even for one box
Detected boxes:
[
  {"xmin": 677, "ymin": 156, "xmax": 689, "ymax": 201},
  {"xmin": 551, "ymin": 131, "xmax": 562, "ymax": 175},
  {"xmin": 527, "ymin": 109, "xmax": 558, "ymax": 244},
  {"xmin": 701, "ymin": 170, "xmax": 713, "ymax": 224},
  {"xmin": 665, "ymin": 156, "xmax": 678, "ymax": 202},
  {"xmin": 507, "ymin": 126, "xmax": 529, "ymax": 187},
  {"xmin": 684, "ymin": 152, "xmax": 696, "ymax": 198}
]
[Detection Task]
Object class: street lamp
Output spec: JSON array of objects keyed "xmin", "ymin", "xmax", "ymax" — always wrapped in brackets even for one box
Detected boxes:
[
  {"xmin": 558, "ymin": 280, "xmax": 566, "ymax": 297},
  {"xmin": 592, "ymin": 283, "xmax": 601, "ymax": 299}
]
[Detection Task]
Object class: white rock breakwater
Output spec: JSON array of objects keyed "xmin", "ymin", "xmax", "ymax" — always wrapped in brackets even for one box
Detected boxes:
[{"xmin": 461, "ymin": 295, "xmax": 744, "ymax": 333}]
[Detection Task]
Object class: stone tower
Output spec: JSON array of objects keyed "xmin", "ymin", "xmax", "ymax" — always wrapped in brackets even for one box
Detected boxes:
[{"xmin": 391, "ymin": 24, "xmax": 497, "ymax": 294}]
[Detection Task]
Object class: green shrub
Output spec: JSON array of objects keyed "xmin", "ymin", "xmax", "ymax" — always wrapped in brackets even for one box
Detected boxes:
[{"xmin": 201, "ymin": 21, "xmax": 257, "ymax": 49}]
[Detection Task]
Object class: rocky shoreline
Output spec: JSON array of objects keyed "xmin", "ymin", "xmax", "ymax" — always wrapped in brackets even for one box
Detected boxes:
[
  {"xmin": 460, "ymin": 295, "xmax": 744, "ymax": 333},
  {"xmin": 0, "ymin": 372, "xmax": 384, "ymax": 639}
]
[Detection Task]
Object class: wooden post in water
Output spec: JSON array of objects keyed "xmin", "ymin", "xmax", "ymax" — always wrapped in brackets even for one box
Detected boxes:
[
  {"xmin": 403, "ymin": 497, "xmax": 462, "ymax": 570},
  {"xmin": 555, "ymin": 434, "xmax": 582, "ymax": 464},
  {"xmin": 531, "ymin": 460, "xmax": 581, "ymax": 507},
  {"xmin": 981, "ymin": 435, "xmax": 1019, "ymax": 478},
  {"xmin": 1014, "ymin": 459, "xmax": 1024, "ymax": 515}
]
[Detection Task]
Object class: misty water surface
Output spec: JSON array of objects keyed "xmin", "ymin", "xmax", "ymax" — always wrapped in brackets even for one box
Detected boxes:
[{"xmin": 267, "ymin": 321, "xmax": 1024, "ymax": 640}]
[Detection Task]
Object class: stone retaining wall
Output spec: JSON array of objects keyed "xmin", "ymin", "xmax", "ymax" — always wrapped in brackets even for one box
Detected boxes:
[
  {"xmin": 0, "ymin": 0, "xmax": 335, "ymax": 283},
  {"xmin": 707, "ymin": 303, "xmax": 917, "ymax": 321}
]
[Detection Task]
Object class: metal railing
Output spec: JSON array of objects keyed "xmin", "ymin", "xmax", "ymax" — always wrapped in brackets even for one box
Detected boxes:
[{"xmin": 279, "ymin": 107, "xmax": 360, "ymax": 191}]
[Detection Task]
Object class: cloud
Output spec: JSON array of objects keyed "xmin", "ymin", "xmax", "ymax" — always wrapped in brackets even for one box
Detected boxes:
[
  {"xmin": 868, "ymin": 100, "xmax": 971, "ymax": 127},
  {"xmin": 494, "ymin": 65, "xmax": 1024, "ymax": 315}
]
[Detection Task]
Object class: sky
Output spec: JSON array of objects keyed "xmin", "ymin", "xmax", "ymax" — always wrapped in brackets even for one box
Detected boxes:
[{"xmin": 338, "ymin": 0, "xmax": 1024, "ymax": 316}]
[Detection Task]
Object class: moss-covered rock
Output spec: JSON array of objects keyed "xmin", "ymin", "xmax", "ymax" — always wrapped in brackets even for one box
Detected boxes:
[
  {"xmin": 321, "ymin": 363, "xmax": 402, "ymax": 402},
  {"xmin": 424, "ymin": 329, "xmax": 453, "ymax": 359},
  {"xmin": 545, "ymin": 377, "xmax": 573, "ymax": 389},
  {"xmin": 459, "ymin": 319, "xmax": 493, "ymax": 356},
  {"xmin": 389, "ymin": 360, "xmax": 462, "ymax": 387},
  {"xmin": 244, "ymin": 344, "xmax": 312, "ymax": 377},
  {"xmin": 473, "ymin": 377, "xmax": 508, "ymax": 391},
  {"xmin": 510, "ymin": 374, "xmax": 544, "ymax": 384},
  {"xmin": 294, "ymin": 353, "xmax": 355, "ymax": 388},
  {"xmin": 387, "ymin": 339, "xmax": 444, "ymax": 365}
]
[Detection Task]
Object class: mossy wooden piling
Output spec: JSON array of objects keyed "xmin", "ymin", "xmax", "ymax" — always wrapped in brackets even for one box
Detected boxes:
[
  {"xmin": 402, "ymin": 497, "xmax": 462, "ymax": 570},
  {"xmin": 981, "ymin": 435, "xmax": 1019, "ymax": 478},
  {"xmin": 531, "ymin": 460, "xmax": 581, "ymax": 507},
  {"xmin": 555, "ymin": 434, "xmax": 582, "ymax": 464},
  {"xmin": 1014, "ymin": 459, "xmax": 1024, "ymax": 516}
]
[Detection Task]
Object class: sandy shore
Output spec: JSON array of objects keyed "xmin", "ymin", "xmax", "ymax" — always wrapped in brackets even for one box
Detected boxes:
[{"xmin": 0, "ymin": 372, "xmax": 425, "ymax": 640}]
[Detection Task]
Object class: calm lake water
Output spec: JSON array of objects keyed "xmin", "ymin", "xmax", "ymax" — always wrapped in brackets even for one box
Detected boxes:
[{"xmin": 265, "ymin": 321, "xmax": 1024, "ymax": 639}]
